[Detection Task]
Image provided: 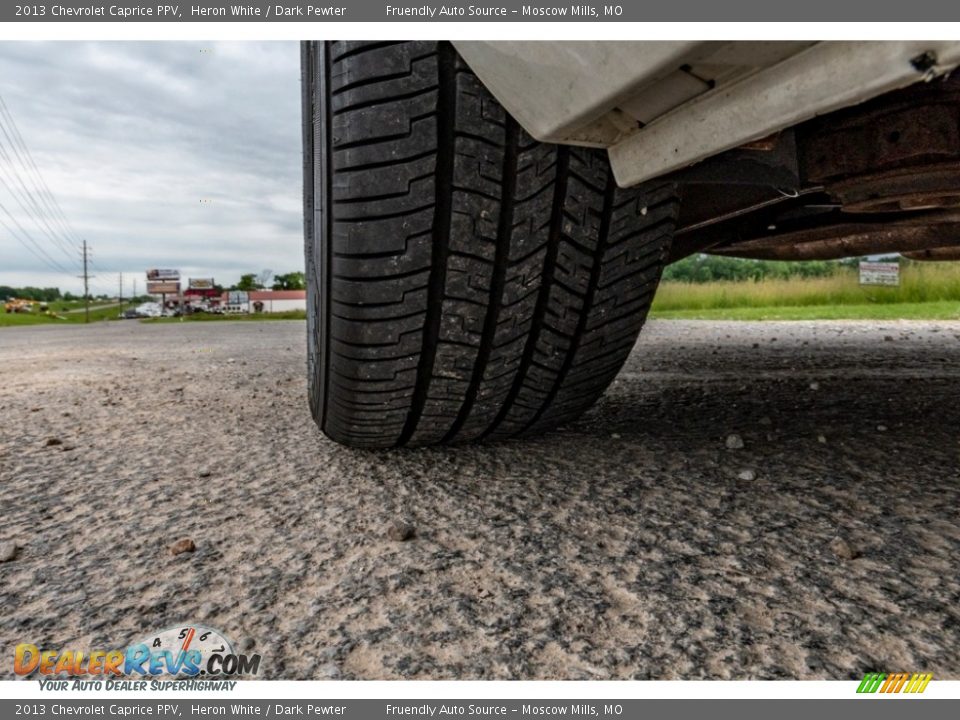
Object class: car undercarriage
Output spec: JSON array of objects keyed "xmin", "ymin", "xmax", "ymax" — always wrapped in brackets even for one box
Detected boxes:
[{"xmin": 669, "ymin": 73, "xmax": 960, "ymax": 264}]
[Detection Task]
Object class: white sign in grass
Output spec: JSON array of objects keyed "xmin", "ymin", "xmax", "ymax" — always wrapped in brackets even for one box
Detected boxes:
[{"xmin": 859, "ymin": 261, "xmax": 900, "ymax": 286}]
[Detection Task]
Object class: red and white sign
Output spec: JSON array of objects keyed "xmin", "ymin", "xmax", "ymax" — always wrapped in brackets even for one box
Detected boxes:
[
  {"xmin": 146, "ymin": 280, "xmax": 180, "ymax": 295},
  {"xmin": 859, "ymin": 261, "xmax": 900, "ymax": 286}
]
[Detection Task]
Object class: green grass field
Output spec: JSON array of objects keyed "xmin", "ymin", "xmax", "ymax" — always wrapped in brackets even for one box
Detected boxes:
[
  {"xmin": 0, "ymin": 303, "xmax": 123, "ymax": 327},
  {"xmin": 6, "ymin": 263, "xmax": 960, "ymax": 327},
  {"xmin": 0, "ymin": 306, "xmax": 305, "ymax": 327},
  {"xmin": 649, "ymin": 300, "xmax": 960, "ymax": 321},
  {"xmin": 649, "ymin": 263, "xmax": 960, "ymax": 320}
]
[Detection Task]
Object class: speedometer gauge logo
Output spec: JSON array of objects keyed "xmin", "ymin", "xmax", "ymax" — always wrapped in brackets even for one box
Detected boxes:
[
  {"xmin": 140, "ymin": 625, "xmax": 234, "ymax": 664},
  {"xmin": 123, "ymin": 624, "xmax": 258, "ymax": 677}
]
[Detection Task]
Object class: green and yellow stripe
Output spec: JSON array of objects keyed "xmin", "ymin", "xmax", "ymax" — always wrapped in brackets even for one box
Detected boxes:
[{"xmin": 857, "ymin": 672, "xmax": 933, "ymax": 694}]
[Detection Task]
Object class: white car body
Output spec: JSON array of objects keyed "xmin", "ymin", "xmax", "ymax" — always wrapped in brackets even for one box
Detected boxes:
[{"xmin": 454, "ymin": 41, "xmax": 960, "ymax": 187}]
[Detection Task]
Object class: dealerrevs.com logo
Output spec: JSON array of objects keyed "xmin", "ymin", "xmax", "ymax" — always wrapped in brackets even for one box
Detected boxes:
[{"xmin": 14, "ymin": 625, "xmax": 261, "ymax": 686}]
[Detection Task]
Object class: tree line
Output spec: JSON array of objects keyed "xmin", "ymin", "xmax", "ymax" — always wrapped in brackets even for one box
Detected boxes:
[
  {"xmin": 231, "ymin": 270, "xmax": 305, "ymax": 291},
  {"xmin": 661, "ymin": 255, "xmax": 864, "ymax": 283}
]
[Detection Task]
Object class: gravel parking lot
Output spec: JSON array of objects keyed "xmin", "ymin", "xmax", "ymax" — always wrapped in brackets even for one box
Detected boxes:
[{"xmin": 1, "ymin": 319, "xmax": 958, "ymax": 680}]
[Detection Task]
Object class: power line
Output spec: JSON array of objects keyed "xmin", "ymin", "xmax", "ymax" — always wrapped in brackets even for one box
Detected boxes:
[
  {"xmin": 0, "ymin": 195, "xmax": 74, "ymax": 275},
  {"xmin": 0, "ymin": 94, "xmax": 108, "ymax": 298},
  {"xmin": 0, "ymin": 143, "xmax": 81, "ymax": 270},
  {"xmin": 0, "ymin": 137, "xmax": 78, "ymax": 265},
  {"xmin": 81, "ymin": 250, "xmax": 112, "ymax": 297},
  {"xmin": 0, "ymin": 95, "xmax": 129, "ymax": 304},
  {"xmin": 0, "ymin": 96, "xmax": 83, "ymax": 252}
]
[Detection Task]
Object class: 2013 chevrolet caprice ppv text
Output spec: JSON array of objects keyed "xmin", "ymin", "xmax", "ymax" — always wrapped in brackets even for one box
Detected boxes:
[{"xmin": 301, "ymin": 40, "xmax": 960, "ymax": 448}]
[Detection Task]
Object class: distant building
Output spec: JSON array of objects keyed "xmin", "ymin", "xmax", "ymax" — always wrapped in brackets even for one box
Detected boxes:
[
  {"xmin": 220, "ymin": 289, "xmax": 306, "ymax": 313},
  {"xmin": 222, "ymin": 290, "xmax": 248, "ymax": 314},
  {"xmin": 185, "ymin": 278, "xmax": 220, "ymax": 300}
]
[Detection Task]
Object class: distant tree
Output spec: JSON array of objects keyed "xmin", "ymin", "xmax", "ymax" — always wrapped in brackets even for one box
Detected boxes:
[
  {"xmin": 0, "ymin": 286, "xmax": 62, "ymax": 301},
  {"xmin": 257, "ymin": 268, "xmax": 274, "ymax": 289},
  {"xmin": 234, "ymin": 273, "xmax": 261, "ymax": 291},
  {"xmin": 661, "ymin": 255, "xmax": 847, "ymax": 284},
  {"xmin": 272, "ymin": 271, "xmax": 306, "ymax": 290}
]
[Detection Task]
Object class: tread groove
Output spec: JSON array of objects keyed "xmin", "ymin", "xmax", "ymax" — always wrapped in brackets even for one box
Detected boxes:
[
  {"xmin": 521, "ymin": 167, "xmax": 617, "ymax": 433},
  {"xmin": 482, "ymin": 145, "xmax": 569, "ymax": 439},
  {"xmin": 395, "ymin": 42, "xmax": 457, "ymax": 448},
  {"xmin": 443, "ymin": 117, "xmax": 518, "ymax": 443}
]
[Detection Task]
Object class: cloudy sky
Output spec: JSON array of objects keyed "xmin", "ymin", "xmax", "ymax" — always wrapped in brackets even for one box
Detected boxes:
[{"xmin": 0, "ymin": 41, "xmax": 301, "ymax": 296}]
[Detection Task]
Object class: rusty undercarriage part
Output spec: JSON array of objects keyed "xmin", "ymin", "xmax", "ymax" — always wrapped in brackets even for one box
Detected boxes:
[
  {"xmin": 708, "ymin": 212, "xmax": 960, "ymax": 261},
  {"xmin": 827, "ymin": 164, "xmax": 960, "ymax": 213},
  {"xmin": 667, "ymin": 74, "xmax": 960, "ymax": 263},
  {"xmin": 902, "ymin": 245, "xmax": 960, "ymax": 261},
  {"xmin": 801, "ymin": 76, "xmax": 960, "ymax": 214}
]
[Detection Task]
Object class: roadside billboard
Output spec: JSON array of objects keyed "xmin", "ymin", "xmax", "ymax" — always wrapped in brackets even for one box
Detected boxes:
[
  {"xmin": 146, "ymin": 280, "xmax": 180, "ymax": 295},
  {"xmin": 146, "ymin": 268, "xmax": 180, "ymax": 281},
  {"xmin": 186, "ymin": 278, "xmax": 219, "ymax": 297}
]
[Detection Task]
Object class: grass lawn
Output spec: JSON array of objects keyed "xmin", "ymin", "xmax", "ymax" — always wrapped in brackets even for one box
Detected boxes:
[
  {"xmin": 650, "ymin": 263, "xmax": 960, "ymax": 320},
  {"xmin": 0, "ymin": 303, "xmax": 124, "ymax": 327},
  {"xmin": 7, "ymin": 264, "xmax": 960, "ymax": 327},
  {"xmin": 1, "ymin": 307, "xmax": 305, "ymax": 328},
  {"xmin": 649, "ymin": 300, "xmax": 960, "ymax": 321}
]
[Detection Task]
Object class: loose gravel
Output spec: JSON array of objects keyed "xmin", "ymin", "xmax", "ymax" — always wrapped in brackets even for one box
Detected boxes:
[{"xmin": 1, "ymin": 319, "xmax": 958, "ymax": 680}]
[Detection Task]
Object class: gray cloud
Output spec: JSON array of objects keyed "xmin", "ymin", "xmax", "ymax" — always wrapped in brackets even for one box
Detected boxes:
[{"xmin": 0, "ymin": 41, "xmax": 302, "ymax": 295}]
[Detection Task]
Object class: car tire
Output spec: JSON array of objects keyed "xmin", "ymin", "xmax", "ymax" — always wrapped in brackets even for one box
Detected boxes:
[{"xmin": 302, "ymin": 40, "xmax": 678, "ymax": 448}]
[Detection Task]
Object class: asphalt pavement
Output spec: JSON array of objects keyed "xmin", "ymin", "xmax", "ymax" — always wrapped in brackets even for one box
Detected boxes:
[{"xmin": 1, "ymin": 319, "xmax": 958, "ymax": 679}]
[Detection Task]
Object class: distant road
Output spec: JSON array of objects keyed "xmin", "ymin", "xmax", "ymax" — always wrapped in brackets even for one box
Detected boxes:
[{"xmin": 63, "ymin": 302, "xmax": 122, "ymax": 314}]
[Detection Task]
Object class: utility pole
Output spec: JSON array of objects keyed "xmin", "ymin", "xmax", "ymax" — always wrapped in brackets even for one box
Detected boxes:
[
  {"xmin": 119, "ymin": 272, "xmax": 123, "ymax": 311},
  {"xmin": 78, "ymin": 240, "xmax": 94, "ymax": 324}
]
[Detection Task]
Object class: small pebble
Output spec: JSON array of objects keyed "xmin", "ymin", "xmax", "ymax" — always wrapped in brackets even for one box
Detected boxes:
[
  {"xmin": 317, "ymin": 663, "xmax": 341, "ymax": 680},
  {"xmin": 611, "ymin": 433, "xmax": 621, "ymax": 440},
  {"xmin": 725, "ymin": 433, "xmax": 745, "ymax": 450},
  {"xmin": 199, "ymin": 469, "xmax": 211, "ymax": 478},
  {"xmin": 45, "ymin": 437, "xmax": 63, "ymax": 447},
  {"xmin": 830, "ymin": 538, "xmax": 858, "ymax": 560},
  {"xmin": 809, "ymin": 382, "xmax": 819, "ymax": 391},
  {"xmin": 0, "ymin": 542, "xmax": 18, "ymax": 562},
  {"xmin": 386, "ymin": 519, "xmax": 415, "ymax": 542},
  {"xmin": 170, "ymin": 538, "xmax": 196, "ymax": 555},
  {"xmin": 818, "ymin": 434, "xmax": 828, "ymax": 444},
  {"xmin": 877, "ymin": 425, "xmax": 888, "ymax": 432},
  {"xmin": 737, "ymin": 469, "xmax": 756, "ymax": 481}
]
